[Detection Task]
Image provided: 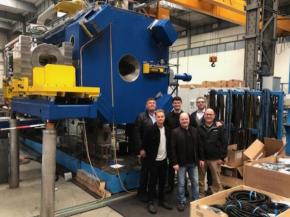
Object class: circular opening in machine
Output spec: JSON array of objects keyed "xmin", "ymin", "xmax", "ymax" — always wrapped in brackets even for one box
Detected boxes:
[
  {"xmin": 118, "ymin": 55, "xmax": 140, "ymax": 82},
  {"xmin": 39, "ymin": 54, "xmax": 58, "ymax": 66},
  {"xmin": 70, "ymin": 35, "xmax": 75, "ymax": 47}
]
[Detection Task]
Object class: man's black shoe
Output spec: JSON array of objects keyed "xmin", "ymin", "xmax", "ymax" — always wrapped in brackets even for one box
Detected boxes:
[
  {"xmin": 177, "ymin": 203, "xmax": 185, "ymax": 212},
  {"xmin": 206, "ymin": 188, "xmax": 213, "ymax": 196},
  {"xmin": 147, "ymin": 201, "xmax": 157, "ymax": 214},
  {"xmin": 159, "ymin": 201, "xmax": 173, "ymax": 210}
]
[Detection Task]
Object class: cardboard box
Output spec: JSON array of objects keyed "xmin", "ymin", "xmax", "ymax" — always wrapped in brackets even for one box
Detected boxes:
[
  {"xmin": 221, "ymin": 164, "xmax": 240, "ymax": 178},
  {"xmin": 243, "ymin": 139, "xmax": 264, "ymax": 160},
  {"xmin": 191, "ymin": 185, "xmax": 290, "ymax": 217},
  {"xmin": 251, "ymin": 138, "xmax": 285, "ymax": 163},
  {"xmin": 244, "ymin": 158, "xmax": 290, "ymax": 198},
  {"xmin": 220, "ymin": 164, "xmax": 243, "ymax": 188},
  {"xmin": 220, "ymin": 175, "xmax": 243, "ymax": 188},
  {"xmin": 237, "ymin": 166, "xmax": 243, "ymax": 177},
  {"xmin": 227, "ymin": 144, "xmax": 244, "ymax": 167},
  {"xmin": 264, "ymin": 137, "xmax": 285, "ymax": 156}
]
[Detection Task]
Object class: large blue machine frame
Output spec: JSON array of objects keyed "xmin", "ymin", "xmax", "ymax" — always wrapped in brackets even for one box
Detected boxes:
[
  {"xmin": 23, "ymin": 139, "xmax": 139, "ymax": 194},
  {"xmin": 12, "ymin": 5, "xmax": 177, "ymax": 123},
  {"xmin": 11, "ymin": 5, "xmax": 177, "ymax": 194}
]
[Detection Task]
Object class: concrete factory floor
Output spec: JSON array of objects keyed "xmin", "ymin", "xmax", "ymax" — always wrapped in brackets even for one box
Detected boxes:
[
  {"xmin": 0, "ymin": 158, "xmax": 122, "ymax": 217},
  {"xmin": 0, "ymin": 151, "xmax": 189, "ymax": 217}
]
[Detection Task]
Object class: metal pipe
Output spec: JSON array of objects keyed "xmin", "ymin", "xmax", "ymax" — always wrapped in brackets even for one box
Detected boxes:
[
  {"xmin": 5, "ymin": 37, "xmax": 18, "ymax": 49},
  {"xmin": 40, "ymin": 123, "xmax": 56, "ymax": 217},
  {"xmin": 37, "ymin": 4, "xmax": 57, "ymax": 25},
  {"xmin": 54, "ymin": 192, "xmax": 136, "ymax": 217},
  {"xmin": 9, "ymin": 117, "xmax": 19, "ymax": 188}
]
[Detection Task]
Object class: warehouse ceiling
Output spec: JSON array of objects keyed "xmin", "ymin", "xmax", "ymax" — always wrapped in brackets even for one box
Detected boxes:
[{"xmin": 0, "ymin": 0, "xmax": 289, "ymax": 35}]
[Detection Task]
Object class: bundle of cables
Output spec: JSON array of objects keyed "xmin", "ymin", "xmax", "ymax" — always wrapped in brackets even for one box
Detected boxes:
[
  {"xmin": 211, "ymin": 190, "xmax": 289, "ymax": 217},
  {"xmin": 261, "ymin": 202, "xmax": 289, "ymax": 215},
  {"xmin": 227, "ymin": 190, "xmax": 271, "ymax": 206},
  {"xmin": 224, "ymin": 200, "xmax": 269, "ymax": 217}
]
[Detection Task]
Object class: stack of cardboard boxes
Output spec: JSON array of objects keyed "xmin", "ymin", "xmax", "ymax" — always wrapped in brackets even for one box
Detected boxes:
[
  {"xmin": 179, "ymin": 79, "xmax": 245, "ymax": 89},
  {"xmin": 220, "ymin": 138, "xmax": 285, "ymax": 188}
]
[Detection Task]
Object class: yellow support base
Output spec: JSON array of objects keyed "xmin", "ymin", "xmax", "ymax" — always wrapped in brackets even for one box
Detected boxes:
[{"xmin": 5, "ymin": 64, "xmax": 100, "ymax": 100}]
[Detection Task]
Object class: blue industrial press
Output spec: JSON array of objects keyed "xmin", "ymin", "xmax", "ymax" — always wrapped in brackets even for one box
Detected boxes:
[{"xmin": 8, "ymin": 4, "xmax": 179, "ymax": 194}]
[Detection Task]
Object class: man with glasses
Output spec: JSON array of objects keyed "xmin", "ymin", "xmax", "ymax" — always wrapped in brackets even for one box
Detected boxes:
[
  {"xmin": 190, "ymin": 96, "xmax": 222, "ymax": 196},
  {"xmin": 198, "ymin": 108, "xmax": 227, "ymax": 195},
  {"xmin": 190, "ymin": 96, "xmax": 206, "ymax": 128}
]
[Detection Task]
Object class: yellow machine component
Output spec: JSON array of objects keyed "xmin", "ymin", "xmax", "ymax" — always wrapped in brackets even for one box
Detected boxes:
[
  {"xmin": 54, "ymin": 0, "xmax": 86, "ymax": 16},
  {"xmin": 3, "ymin": 79, "xmax": 14, "ymax": 101},
  {"xmin": 7, "ymin": 64, "xmax": 100, "ymax": 99},
  {"xmin": 168, "ymin": 0, "xmax": 290, "ymax": 34},
  {"xmin": 143, "ymin": 63, "xmax": 166, "ymax": 74}
]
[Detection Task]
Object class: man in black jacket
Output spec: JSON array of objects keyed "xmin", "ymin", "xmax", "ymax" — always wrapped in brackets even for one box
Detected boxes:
[
  {"xmin": 165, "ymin": 96, "xmax": 183, "ymax": 193},
  {"xmin": 172, "ymin": 113, "xmax": 201, "ymax": 211},
  {"xmin": 135, "ymin": 98, "xmax": 156, "ymax": 202},
  {"xmin": 143, "ymin": 109, "xmax": 173, "ymax": 214},
  {"xmin": 198, "ymin": 108, "xmax": 227, "ymax": 195}
]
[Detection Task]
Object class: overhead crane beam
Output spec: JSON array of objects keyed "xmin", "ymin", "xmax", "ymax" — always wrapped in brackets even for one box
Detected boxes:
[
  {"xmin": 168, "ymin": 0, "xmax": 290, "ymax": 33},
  {"xmin": 168, "ymin": 0, "xmax": 246, "ymax": 26}
]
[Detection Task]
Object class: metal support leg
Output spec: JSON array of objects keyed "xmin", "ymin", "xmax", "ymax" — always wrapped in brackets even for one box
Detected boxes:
[
  {"xmin": 9, "ymin": 118, "xmax": 19, "ymax": 188},
  {"xmin": 40, "ymin": 123, "xmax": 56, "ymax": 217}
]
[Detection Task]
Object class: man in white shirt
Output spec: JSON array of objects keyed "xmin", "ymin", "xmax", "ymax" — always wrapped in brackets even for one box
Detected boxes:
[{"xmin": 142, "ymin": 109, "xmax": 172, "ymax": 214}]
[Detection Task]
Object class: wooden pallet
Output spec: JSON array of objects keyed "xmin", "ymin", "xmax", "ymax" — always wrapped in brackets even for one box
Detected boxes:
[{"xmin": 75, "ymin": 169, "xmax": 111, "ymax": 198}]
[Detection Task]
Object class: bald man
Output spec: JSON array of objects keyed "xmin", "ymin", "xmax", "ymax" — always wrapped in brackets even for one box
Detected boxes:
[
  {"xmin": 171, "ymin": 113, "xmax": 202, "ymax": 211},
  {"xmin": 198, "ymin": 108, "xmax": 227, "ymax": 195}
]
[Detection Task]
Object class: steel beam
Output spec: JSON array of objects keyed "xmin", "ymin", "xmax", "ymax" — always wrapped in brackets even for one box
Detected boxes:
[
  {"xmin": 170, "ymin": 16, "xmax": 191, "ymax": 29},
  {"xmin": 201, "ymin": 0, "xmax": 245, "ymax": 14},
  {"xmin": 168, "ymin": 0, "xmax": 290, "ymax": 33},
  {"xmin": 0, "ymin": 0, "xmax": 36, "ymax": 13},
  {"xmin": 9, "ymin": 118, "xmax": 19, "ymax": 189},
  {"xmin": 40, "ymin": 123, "xmax": 56, "ymax": 217},
  {"xmin": 0, "ymin": 21, "xmax": 11, "ymax": 30},
  {"xmin": 169, "ymin": 0, "xmax": 246, "ymax": 26},
  {"xmin": 244, "ymin": 0, "xmax": 277, "ymax": 88},
  {"xmin": 0, "ymin": 11, "xmax": 23, "ymax": 22},
  {"xmin": 244, "ymin": 0, "xmax": 259, "ymax": 88}
]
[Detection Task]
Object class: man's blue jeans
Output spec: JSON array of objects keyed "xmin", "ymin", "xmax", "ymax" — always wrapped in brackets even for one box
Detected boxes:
[{"xmin": 177, "ymin": 163, "xmax": 199, "ymax": 203}]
